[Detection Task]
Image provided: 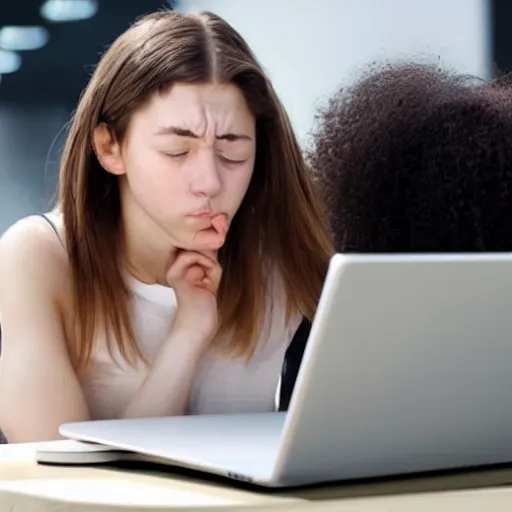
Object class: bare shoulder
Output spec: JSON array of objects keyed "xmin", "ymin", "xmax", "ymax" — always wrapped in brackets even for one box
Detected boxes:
[
  {"xmin": 0, "ymin": 214, "xmax": 70, "ymax": 299},
  {"xmin": 0, "ymin": 215, "xmax": 88, "ymax": 442}
]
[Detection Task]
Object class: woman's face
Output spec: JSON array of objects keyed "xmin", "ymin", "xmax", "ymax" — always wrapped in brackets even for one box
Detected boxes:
[{"xmin": 95, "ymin": 82, "xmax": 256, "ymax": 250}]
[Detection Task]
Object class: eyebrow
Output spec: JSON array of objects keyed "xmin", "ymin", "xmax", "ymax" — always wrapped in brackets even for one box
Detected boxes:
[{"xmin": 154, "ymin": 126, "xmax": 252, "ymax": 141}]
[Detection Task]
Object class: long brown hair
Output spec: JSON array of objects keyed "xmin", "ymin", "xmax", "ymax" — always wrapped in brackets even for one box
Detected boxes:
[{"xmin": 58, "ymin": 10, "xmax": 333, "ymax": 369}]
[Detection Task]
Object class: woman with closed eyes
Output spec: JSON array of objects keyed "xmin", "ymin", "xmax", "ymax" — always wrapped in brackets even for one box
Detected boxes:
[{"xmin": 0, "ymin": 9, "xmax": 333, "ymax": 442}]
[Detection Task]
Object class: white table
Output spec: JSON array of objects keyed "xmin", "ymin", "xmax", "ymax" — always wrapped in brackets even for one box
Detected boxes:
[{"xmin": 2, "ymin": 443, "xmax": 512, "ymax": 510}]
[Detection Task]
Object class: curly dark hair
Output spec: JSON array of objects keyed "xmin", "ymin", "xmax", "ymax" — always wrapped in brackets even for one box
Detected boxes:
[{"xmin": 308, "ymin": 62, "xmax": 512, "ymax": 253}]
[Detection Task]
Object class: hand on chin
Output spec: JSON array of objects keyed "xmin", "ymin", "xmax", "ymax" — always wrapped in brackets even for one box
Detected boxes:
[
  {"xmin": 178, "ymin": 213, "xmax": 229, "ymax": 252},
  {"xmin": 162, "ymin": 213, "xmax": 228, "ymax": 283},
  {"xmin": 165, "ymin": 214, "xmax": 227, "ymax": 341}
]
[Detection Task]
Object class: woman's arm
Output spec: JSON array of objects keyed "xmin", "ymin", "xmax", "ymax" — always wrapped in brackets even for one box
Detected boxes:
[
  {"xmin": 121, "ymin": 249, "xmax": 222, "ymax": 418},
  {"xmin": 0, "ymin": 221, "xmax": 90, "ymax": 443},
  {"xmin": 121, "ymin": 327, "xmax": 205, "ymax": 418}
]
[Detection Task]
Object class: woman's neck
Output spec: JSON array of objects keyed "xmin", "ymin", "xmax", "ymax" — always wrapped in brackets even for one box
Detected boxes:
[{"xmin": 121, "ymin": 209, "xmax": 174, "ymax": 287}]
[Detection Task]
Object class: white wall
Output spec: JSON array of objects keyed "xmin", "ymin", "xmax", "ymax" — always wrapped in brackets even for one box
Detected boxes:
[{"xmin": 177, "ymin": 0, "xmax": 491, "ymax": 146}]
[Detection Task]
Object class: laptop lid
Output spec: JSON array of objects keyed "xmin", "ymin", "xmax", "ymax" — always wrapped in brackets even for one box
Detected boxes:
[{"xmin": 272, "ymin": 253, "xmax": 512, "ymax": 484}]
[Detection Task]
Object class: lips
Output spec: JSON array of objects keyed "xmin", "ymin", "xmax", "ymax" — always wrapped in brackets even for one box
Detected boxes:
[
  {"xmin": 211, "ymin": 214, "xmax": 228, "ymax": 240},
  {"xmin": 192, "ymin": 213, "xmax": 228, "ymax": 249},
  {"xmin": 192, "ymin": 211, "xmax": 216, "ymax": 218}
]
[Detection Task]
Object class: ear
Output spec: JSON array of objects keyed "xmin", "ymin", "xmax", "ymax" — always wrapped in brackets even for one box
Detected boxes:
[{"xmin": 93, "ymin": 123, "xmax": 126, "ymax": 176}]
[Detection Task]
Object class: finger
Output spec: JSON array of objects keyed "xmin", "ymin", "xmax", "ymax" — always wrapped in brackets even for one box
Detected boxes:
[
  {"xmin": 186, "ymin": 264, "xmax": 207, "ymax": 286},
  {"xmin": 192, "ymin": 229, "xmax": 225, "ymax": 251},
  {"xmin": 191, "ymin": 214, "xmax": 229, "ymax": 251},
  {"xmin": 211, "ymin": 214, "xmax": 228, "ymax": 240},
  {"xmin": 173, "ymin": 252, "xmax": 222, "ymax": 294},
  {"xmin": 190, "ymin": 255, "xmax": 222, "ymax": 292},
  {"xmin": 176, "ymin": 251, "xmax": 215, "ymax": 269},
  {"xmin": 166, "ymin": 251, "xmax": 215, "ymax": 286},
  {"xmin": 203, "ymin": 262, "xmax": 223, "ymax": 295},
  {"xmin": 199, "ymin": 249, "xmax": 218, "ymax": 262},
  {"xmin": 174, "ymin": 248, "xmax": 218, "ymax": 265}
]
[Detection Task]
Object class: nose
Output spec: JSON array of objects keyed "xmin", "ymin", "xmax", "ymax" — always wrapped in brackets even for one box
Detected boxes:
[{"xmin": 190, "ymin": 150, "xmax": 222, "ymax": 198}]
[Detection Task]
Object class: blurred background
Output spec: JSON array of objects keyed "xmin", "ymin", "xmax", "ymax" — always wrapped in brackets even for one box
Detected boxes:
[{"xmin": 0, "ymin": 0, "xmax": 509, "ymax": 233}]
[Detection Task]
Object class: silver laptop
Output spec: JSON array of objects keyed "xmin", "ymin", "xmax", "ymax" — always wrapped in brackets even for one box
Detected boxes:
[{"xmin": 54, "ymin": 253, "xmax": 512, "ymax": 487}]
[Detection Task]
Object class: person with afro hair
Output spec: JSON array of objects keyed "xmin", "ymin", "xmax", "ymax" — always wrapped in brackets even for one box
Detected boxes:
[
  {"xmin": 309, "ymin": 62, "xmax": 512, "ymax": 253},
  {"xmin": 279, "ymin": 62, "xmax": 512, "ymax": 410}
]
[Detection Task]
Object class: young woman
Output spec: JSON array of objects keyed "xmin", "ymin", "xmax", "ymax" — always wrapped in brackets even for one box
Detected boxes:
[{"xmin": 0, "ymin": 10, "xmax": 333, "ymax": 442}]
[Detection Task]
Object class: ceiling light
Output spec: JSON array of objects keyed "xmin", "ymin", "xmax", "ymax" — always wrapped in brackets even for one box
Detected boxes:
[
  {"xmin": 0, "ymin": 26, "xmax": 49, "ymax": 51},
  {"xmin": 40, "ymin": 0, "xmax": 98, "ymax": 23},
  {"xmin": 0, "ymin": 50, "xmax": 21, "ymax": 74}
]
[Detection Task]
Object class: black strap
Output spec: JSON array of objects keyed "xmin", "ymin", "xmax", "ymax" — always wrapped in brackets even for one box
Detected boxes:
[
  {"xmin": 279, "ymin": 317, "xmax": 311, "ymax": 411},
  {"xmin": 34, "ymin": 213, "xmax": 65, "ymax": 248}
]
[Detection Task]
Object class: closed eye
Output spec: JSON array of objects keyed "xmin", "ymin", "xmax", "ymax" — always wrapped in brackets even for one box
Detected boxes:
[
  {"xmin": 219, "ymin": 154, "xmax": 248, "ymax": 165},
  {"xmin": 165, "ymin": 151, "xmax": 188, "ymax": 158},
  {"xmin": 163, "ymin": 151, "xmax": 247, "ymax": 164}
]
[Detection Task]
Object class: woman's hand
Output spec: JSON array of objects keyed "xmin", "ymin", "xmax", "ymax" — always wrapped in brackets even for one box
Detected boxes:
[
  {"xmin": 165, "ymin": 214, "xmax": 227, "ymax": 349},
  {"xmin": 121, "ymin": 214, "xmax": 228, "ymax": 419},
  {"xmin": 166, "ymin": 249, "xmax": 222, "ymax": 341}
]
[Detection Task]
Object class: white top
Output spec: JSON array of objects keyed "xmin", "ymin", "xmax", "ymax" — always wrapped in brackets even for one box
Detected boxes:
[
  {"xmin": 23, "ymin": 209, "xmax": 298, "ymax": 419},
  {"xmin": 77, "ymin": 272, "xmax": 300, "ymax": 419}
]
